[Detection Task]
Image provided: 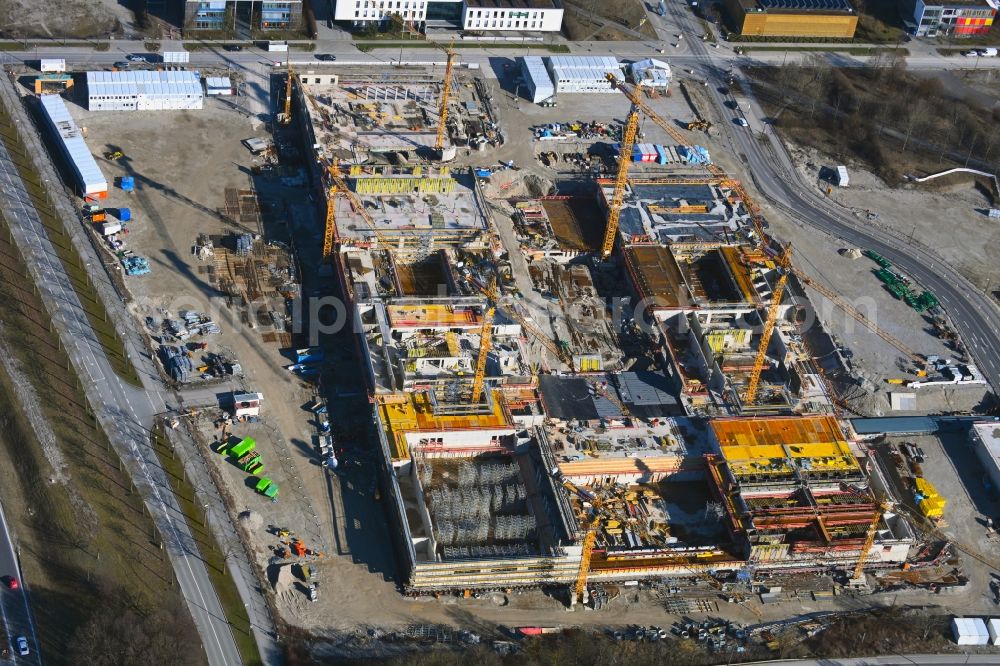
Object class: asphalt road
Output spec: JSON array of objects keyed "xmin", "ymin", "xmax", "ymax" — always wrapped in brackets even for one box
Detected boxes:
[
  {"xmin": 669, "ymin": 5, "xmax": 1000, "ymax": 393},
  {"xmin": 0, "ymin": 503, "xmax": 39, "ymax": 665},
  {"xmin": 0, "ymin": 80, "xmax": 253, "ymax": 665}
]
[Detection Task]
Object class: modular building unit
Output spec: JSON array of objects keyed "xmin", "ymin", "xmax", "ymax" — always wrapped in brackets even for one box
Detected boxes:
[
  {"xmin": 519, "ymin": 56, "xmax": 555, "ymax": 103},
  {"xmin": 85, "ymin": 71, "xmax": 204, "ymax": 111},
  {"xmin": 205, "ymin": 76, "xmax": 234, "ymax": 96},
  {"xmin": 544, "ymin": 55, "xmax": 620, "ymax": 94},
  {"xmin": 161, "ymin": 51, "xmax": 190, "ymax": 64},
  {"xmin": 952, "ymin": 617, "xmax": 990, "ymax": 645},
  {"xmin": 835, "ymin": 165, "xmax": 849, "ymax": 187},
  {"xmin": 38, "ymin": 94, "xmax": 108, "ymax": 198},
  {"xmin": 40, "ymin": 58, "xmax": 66, "ymax": 72}
]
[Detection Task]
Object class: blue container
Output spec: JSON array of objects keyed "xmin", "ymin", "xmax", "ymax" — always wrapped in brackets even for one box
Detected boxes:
[
  {"xmin": 654, "ymin": 145, "xmax": 667, "ymax": 165},
  {"xmin": 118, "ymin": 207, "xmax": 132, "ymax": 222},
  {"xmin": 120, "ymin": 176, "xmax": 135, "ymax": 192}
]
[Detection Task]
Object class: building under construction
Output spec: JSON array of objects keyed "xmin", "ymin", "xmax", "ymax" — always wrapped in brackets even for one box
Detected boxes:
[{"xmin": 706, "ymin": 416, "xmax": 915, "ymax": 570}]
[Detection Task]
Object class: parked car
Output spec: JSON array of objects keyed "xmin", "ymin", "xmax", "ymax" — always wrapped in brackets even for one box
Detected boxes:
[
  {"xmin": 2, "ymin": 575, "xmax": 17, "ymax": 590},
  {"xmin": 14, "ymin": 636, "xmax": 28, "ymax": 656},
  {"xmin": 314, "ymin": 53, "xmax": 336, "ymax": 61},
  {"xmin": 126, "ymin": 54, "xmax": 146, "ymax": 62},
  {"xmin": 113, "ymin": 61, "xmax": 131, "ymax": 69},
  {"xmin": 224, "ymin": 44, "xmax": 243, "ymax": 52},
  {"xmin": 734, "ymin": 117, "xmax": 749, "ymax": 127}
]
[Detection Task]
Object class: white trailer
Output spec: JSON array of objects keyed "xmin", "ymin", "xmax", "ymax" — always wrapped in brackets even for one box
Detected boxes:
[
  {"xmin": 835, "ymin": 165, "xmax": 849, "ymax": 187},
  {"xmin": 40, "ymin": 59, "xmax": 66, "ymax": 73}
]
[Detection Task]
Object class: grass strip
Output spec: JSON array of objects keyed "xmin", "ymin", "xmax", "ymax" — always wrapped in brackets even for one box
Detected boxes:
[
  {"xmin": 0, "ymin": 100, "xmax": 141, "ymax": 386},
  {"xmin": 355, "ymin": 41, "xmax": 569, "ymax": 52},
  {"xmin": 152, "ymin": 426, "xmax": 264, "ymax": 666}
]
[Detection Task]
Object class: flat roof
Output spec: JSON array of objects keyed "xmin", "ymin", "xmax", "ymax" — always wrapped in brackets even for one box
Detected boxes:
[
  {"xmin": 86, "ymin": 70, "xmax": 203, "ymax": 98},
  {"xmin": 712, "ymin": 415, "xmax": 848, "ymax": 449},
  {"xmin": 380, "ymin": 390, "xmax": 514, "ymax": 458},
  {"xmin": 624, "ymin": 245, "xmax": 692, "ymax": 310},
  {"xmin": 466, "ymin": 0, "xmax": 559, "ymax": 6},
  {"xmin": 973, "ymin": 421, "xmax": 1000, "ymax": 464},
  {"xmin": 538, "ymin": 376, "xmax": 623, "ymax": 421},
  {"xmin": 386, "ymin": 303, "xmax": 484, "ymax": 329},
  {"xmin": 850, "ymin": 416, "xmax": 939, "ymax": 435},
  {"xmin": 738, "ymin": 0, "xmax": 855, "ymax": 12},
  {"xmin": 38, "ymin": 94, "xmax": 107, "ymax": 194}
]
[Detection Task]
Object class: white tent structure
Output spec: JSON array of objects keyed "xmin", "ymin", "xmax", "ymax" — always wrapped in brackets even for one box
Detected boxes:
[{"xmin": 630, "ymin": 58, "xmax": 671, "ymax": 89}]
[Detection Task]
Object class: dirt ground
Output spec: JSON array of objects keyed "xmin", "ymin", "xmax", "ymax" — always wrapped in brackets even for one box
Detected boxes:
[
  {"xmin": 561, "ymin": 0, "xmax": 657, "ymax": 41},
  {"xmin": 879, "ymin": 432, "xmax": 1000, "ymax": 612},
  {"xmin": 0, "ymin": 0, "xmax": 131, "ymax": 39},
  {"xmin": 789, "ymin": 144, "xmax": 999, "ymax": 291}
]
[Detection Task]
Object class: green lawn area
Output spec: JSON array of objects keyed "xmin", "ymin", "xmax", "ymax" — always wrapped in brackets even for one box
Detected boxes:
[{"xmin": 152, "ymin": 427, "xmax": 263, "ymax": 666}]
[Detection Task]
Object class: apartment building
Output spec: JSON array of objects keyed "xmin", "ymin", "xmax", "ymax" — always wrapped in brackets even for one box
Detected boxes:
[
  {"xmin": 904, "ymin": 0, "xmax": 997, "ymax": 36},
  {"xmin": 334, "ymin": 0, "xmax": 563, "ymax": 31},
  {"xmin": 183, "ymin": 0, "xmax": 302, "ymax": 32}
]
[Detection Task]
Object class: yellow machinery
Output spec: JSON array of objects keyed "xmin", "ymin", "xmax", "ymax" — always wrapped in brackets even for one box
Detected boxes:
[
  {"xmin": 601, "ymin": 75, "xmax": 643, "ymax": 259},
  {"xmin": 282, "ymin": 59, "xmax": 293, "ymax": 125},
  {"xmin": 686, "ymin": 119, "xmax": 713, "ymax": 132},
  {"xmin": 853, "ymin": 503, "xmax": 886, "ymax": 581},
  {"xmin": 574, "ymin": 505, "xmax": 602, "ymax": 605},
  {"xmin": 470, "ymin": 277, "xmax": 496, "ymax": 403},
  {"xmin": 606, "ymin": 75, "xmax": 688, "ymax": 145},
  {"xmin": 434, "ymin": 43, "xmax": 456, "ymax": 154},
  {"xmin": 471, "ymin": 275, "xmax": 573, "ymax": 367},
  {"xmin": 324, "ymin": 160, "xmax": 393, "ymax": 257},
  {"xmin": 744, "ymin": 245, "xmax": 791, "ymax": 404}
]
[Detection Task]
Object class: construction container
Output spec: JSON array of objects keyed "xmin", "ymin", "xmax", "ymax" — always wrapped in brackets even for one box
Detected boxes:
[
  {"xmin": 99, "ymin": 221, "xmax": 122, "ymax": 236},
  {"xmin": 40, "ymin": 59, "xmax": 66, "ymax": 73},
  {"xmin": 952, "ymin": 618, "xmax": 989, "ymax": 645},
  {"xmin": 835, "ymin": 165, "xmax": 849, "ymax": 187},
  {"xmin": 120, "ymin": 176, "xmax": 135, "ymax": 192},
  {"xmin": 987, "ymin": 619, "xmax": 1000, "ymax": 645},
  {"xmin": 39, "ymin": 95, "xmax": 108, "ymax": 198},
  {"xmin": 117, "ymin": 207, "xmax": 132, "ymax": 222},
  {"xmin": 90, "ymin": 211, "xmax": 107, "ymax": 223}
]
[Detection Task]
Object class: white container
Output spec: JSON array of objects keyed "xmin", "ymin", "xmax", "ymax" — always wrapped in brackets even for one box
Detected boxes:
[
  {"xmin": 162, "ymin": 51, "xmax": 190, "ymax": 64},
  {"xmin": 99, "ymin": 221, "xmax": 122, "ymax": 236},
  {"xmin": 836, "ymin": 165, "xmax": 849, "ymax": 187},
  {"xmin": 952, "ymin": 617, "xmax": 989, "ymax": 645},
  {"xmin": 988, "ymin": 618, "xmax": 1000, "ymax": 645},
  {"xmin": 40, "ymin": 59, "xmax": 66, "ymax": 73}
]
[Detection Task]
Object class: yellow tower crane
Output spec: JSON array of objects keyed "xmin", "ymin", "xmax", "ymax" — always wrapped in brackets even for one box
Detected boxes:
[
  {"xmin": 744, "ymin": 245, "xmax": 792, "ymax": 404},
  {"xmin": 853, "ymin": 503, "xmax": 887, "ymax": 582},
  {"xmin": 605, "ymin": 76, "xmax": 772, "ymax": 249},
  {"xmin": 574, "ymin": 506, "xmax": 602, "ymax": 606},
  {"xmin": 281, "ymin": 59, "xmax": 294, "ymax": 125},
  {"xmin": 434, "ymin": 43, "xmax": 456, "ymax": 155},
  {"xmin": 470, "ymin": 277, "xmax": 496, "ymax": 403},
  {"xmin": 468, "ymin": 275, "xmax": 573, "ymax": 368},
  {"xmin": 601, "ymin": 75, "xmax": 644, "ymax": 259}
]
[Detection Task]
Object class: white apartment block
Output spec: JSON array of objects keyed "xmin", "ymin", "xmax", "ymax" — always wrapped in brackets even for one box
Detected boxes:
[
  {"xmin": 335, "ymin": 0, "xmax": 563, "ymax": 31},
  {"xmin": 462, "ymin": 1, "xmax": 563, "ymax": 31}
]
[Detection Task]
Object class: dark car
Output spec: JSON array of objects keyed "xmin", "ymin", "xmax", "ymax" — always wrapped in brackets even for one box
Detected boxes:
[
  {"xmin": 2, "ymin": 575, "xmax": 17, "ymax": 590},
  {"xmin": 314, "ymin": 53, "xmax": 336, "ymax": 61},
  {"xmin": 113, "ymin": 61, "xmax": 131, "ymax": 69},
  {"xmin": 224, "ymin": 44, "xmax": 243, "ymax": 52}
]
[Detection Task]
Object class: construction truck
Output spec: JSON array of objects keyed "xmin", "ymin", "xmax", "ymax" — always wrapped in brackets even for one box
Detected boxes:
[{"xmin": 686, "ymin": 119, "xmax": 712, "ymax": 132}]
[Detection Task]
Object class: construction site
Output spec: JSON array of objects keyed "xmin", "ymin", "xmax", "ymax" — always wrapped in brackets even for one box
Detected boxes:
[
  {"xmin": 12, "ymin": 43, "xmax": 1000, "ymax": 654},
  {"xmin": 283, "ymin": 53, "xmax": 996, "ymax": 615}
]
